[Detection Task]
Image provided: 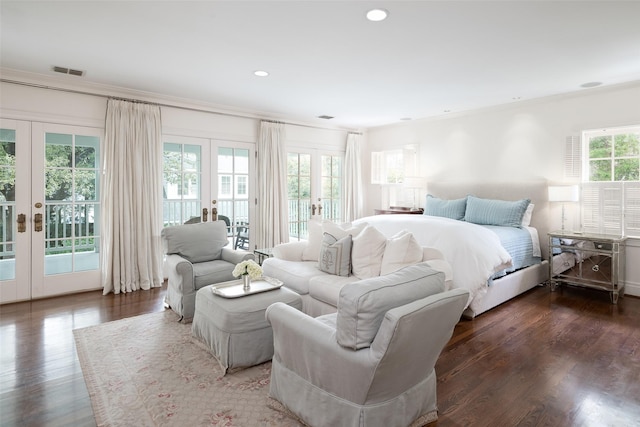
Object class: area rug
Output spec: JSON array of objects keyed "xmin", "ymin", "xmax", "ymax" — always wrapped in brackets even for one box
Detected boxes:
[
  {"xmin": 74, "ymin": 309, "xmax": 436, "ymax": 427},
  {"xmin": 74, "ymin": 310, "xmax": 301, "ymax": 426}
]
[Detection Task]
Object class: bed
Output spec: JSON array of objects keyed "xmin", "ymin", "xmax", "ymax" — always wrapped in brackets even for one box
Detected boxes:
[{"xmin": 357, "ymin": 181, "xmax": 550, "ymax": 318}]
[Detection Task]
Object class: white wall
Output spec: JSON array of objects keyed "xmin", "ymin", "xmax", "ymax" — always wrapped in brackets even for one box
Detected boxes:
[{"xmin": 364, "ymin": 81, "xmax": 640, "ymax": 297}]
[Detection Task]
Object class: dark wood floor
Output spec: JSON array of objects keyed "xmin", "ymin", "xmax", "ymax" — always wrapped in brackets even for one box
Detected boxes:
[{"xmin": 1, "ymin": 284, "xmax": 639, "ymax": 427}]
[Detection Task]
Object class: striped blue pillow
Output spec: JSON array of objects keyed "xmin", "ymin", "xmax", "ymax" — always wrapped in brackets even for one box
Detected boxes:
[
  {"xmin": 424, "ymin": 195, "xmax": 467, "ymax": 220},
  {"xmin": 464, "ymin": 196, "xmax": 530, "ymax": 228}
]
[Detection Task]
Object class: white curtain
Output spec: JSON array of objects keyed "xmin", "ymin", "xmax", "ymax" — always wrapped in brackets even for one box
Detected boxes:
[
  {"xmin": 256, "ymin": 121, "xmax": 289, "ymax": 248},
  {"xmin": 101, "ymin": 99, "xmax": 163, "ymax": 295},
  {"xmin": 344, "ymin": 133, "xmax": 364, "ymax": 221}
]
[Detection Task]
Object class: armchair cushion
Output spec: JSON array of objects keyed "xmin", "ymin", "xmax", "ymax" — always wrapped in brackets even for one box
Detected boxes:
[
  {"xmin": 161, "ymin": 221, "xmax": 229, "ymax": 263},
  {"xmin": 336, "ymin": 262, "xmax": 445, "ymax": 350}
]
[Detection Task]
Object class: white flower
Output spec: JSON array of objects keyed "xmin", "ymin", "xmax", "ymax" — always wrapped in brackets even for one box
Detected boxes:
[{"xmin": 232, "ymin": 259, "xmax": 262, "ymax": 279}]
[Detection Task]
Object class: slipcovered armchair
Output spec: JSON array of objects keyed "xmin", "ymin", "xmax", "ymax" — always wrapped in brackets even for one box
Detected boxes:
[
  {"xmin": 161, "ymin": 221, "xmax": 254, "ymax": 321},
  {"xmin": 266, "ymin": 263, "xmax": 469, "ymax": 427}
]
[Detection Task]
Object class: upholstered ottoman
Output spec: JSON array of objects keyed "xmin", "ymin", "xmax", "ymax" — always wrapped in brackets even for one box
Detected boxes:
[{"xmin": 192, "ymin": 282, "xmax": 302, "ymax": 373}]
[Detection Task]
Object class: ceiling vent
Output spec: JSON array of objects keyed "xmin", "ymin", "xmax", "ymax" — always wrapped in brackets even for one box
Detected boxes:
[
  {"xmin": 317, "ymin": 115, "xmax": 334, "ymax": 120},
  {"xmin": 52, "ymin": 66, "xmax": 85, "ymax": 77}
]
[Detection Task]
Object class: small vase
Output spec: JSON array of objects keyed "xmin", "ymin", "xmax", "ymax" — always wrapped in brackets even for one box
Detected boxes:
[{"xmin": 242, "ymin": 274, "xmax": 251, "ymax": 290}]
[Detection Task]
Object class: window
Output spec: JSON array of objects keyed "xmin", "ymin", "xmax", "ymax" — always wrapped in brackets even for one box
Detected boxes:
[
  {"xmin": 586, "ymin": 128, "xmax": 640, "ymax": 182},
  {"xmin": 371, "ymin": 144, "xmax": 421, "ymax": 208},
  {"xmin": 219, "ymin": 175, "xmax": 232, "ymax": 196},
  {"xmin": 581, "ymin": 126, "xmax": 640, "ymax": 237},
  {"xmin": 236, "ymin": 176, "xmax": 247, "ymax": 197}
]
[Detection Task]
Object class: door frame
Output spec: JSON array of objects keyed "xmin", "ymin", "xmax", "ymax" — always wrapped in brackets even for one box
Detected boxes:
[
  {"xmin": 30, "ymin": 122, "xmax": 104, "ymax": 299},
  {"xmin": 0, "ymin": 119, "xmax": 31, "ymax": 303}
]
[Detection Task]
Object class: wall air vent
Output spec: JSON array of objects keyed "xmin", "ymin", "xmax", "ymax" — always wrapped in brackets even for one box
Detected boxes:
[
  {"xmin": 52, "ymin": 66, "xmax": 85, "ymax": 77},
  {"xmin": 317, "ymin": 115, "xmax": 334, "ymax": 120}
]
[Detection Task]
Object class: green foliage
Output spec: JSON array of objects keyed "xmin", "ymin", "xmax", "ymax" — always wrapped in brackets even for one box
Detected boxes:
[
  {"xmin": 0, "ymin": 141, "xmax": 16, "ymax": 202},
  {"xmin": 589, "ymin": 132, "xmax": 640, "ymax": 182}
]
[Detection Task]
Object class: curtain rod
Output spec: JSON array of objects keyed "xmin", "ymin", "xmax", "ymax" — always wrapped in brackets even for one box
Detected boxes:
[{"xmin": 1, "ymin": 78, "xmax": 358, "ymax": 133}]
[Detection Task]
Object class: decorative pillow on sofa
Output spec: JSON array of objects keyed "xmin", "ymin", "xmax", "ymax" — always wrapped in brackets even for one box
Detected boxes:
[
  {"xmin": 424, "ymin": 194, "xmax": 467, "ymax": 220},
  {"xmin": 380, "ymin": 230, "xmax": 423, "ymax": 275},
  {"xmin": 302, "ymin": 220, "xmax": 366, "ymax": 262},
  {"xmin": 161, "ymin": 221, "xmax": 229, "ymax": 263},
  {"xmin": 318, "ymin": 232, "xmax": 352, "ymax": 277},
  {"xmin": 351, "ymin": 225, "xmax": 387, "ymax": 279},
  {"xmin": 464, "ymin": 196, "xmax": 531, "ymax": 228},
  {"xmin": 336, "ymin": 263, "xmax": 445, "ymax": 350}
]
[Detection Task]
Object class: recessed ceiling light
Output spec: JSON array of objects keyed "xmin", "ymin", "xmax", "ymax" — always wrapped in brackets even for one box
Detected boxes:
[
  {"xmin": 254, "ymin": 70, "xmax": 269, "ymax": 77},
  {"xmin": 366, "ymin": 9, "xmax": 388, "ymax": 22},
  {"xmin": 581, "ymin": 81, "xmax": 602, "ymax": 88},
  {"xmin": 400, "ymin": 117, "xmax": 412, "ymax": 121},
  {"xmin": 443, "ymin": 110, "xmax": 451, "ymax": 113},
  {"xmin": 512, "ymin": 96, "xmax": 521, "ymax": 100}
]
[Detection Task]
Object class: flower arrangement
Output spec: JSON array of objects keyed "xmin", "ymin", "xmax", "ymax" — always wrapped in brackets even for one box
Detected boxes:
[{"xmin": 232, "ymin": 259, "xmax": 262, "ymax": 280}]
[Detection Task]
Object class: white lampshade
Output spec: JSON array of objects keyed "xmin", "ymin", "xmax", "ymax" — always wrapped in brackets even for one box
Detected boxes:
[{"xmin": 548, "ymin": 185, "xmax": 579, "ymax": 202}]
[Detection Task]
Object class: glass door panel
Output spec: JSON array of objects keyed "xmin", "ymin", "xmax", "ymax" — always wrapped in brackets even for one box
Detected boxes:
[
  {"xmin": 321, "ymin": 154, "xmax": 342, "ymax": 222},
  {"xmin": 163, "ymin": 137, "xmax": 209, "ymax": 226},
  {"xmin": 0, "ymin": 120, "xmax": 30, "ymax": 303},
  {"xmin": 287, "ymin": 152, "xmax": 312, "ymax": 240},
  {"xmin": 217, "ymin": 147, "xmax": 250, "ymax": 249},
  {"xmin": 0, "ymin": 128, "xmax": 17, "ymax": 281},
  {"xmin": 18, "ymin": 122, "xmax": 104, "ymax": 300},
  {"xmin": 43, "ymin": 132, "xmax": 100, "ymax": 275}
]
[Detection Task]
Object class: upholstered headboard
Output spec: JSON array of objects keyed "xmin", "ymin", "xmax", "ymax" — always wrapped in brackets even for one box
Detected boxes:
[{"xmin": 426, "ymin": 180, "xmax": 550, "ymax": 260}]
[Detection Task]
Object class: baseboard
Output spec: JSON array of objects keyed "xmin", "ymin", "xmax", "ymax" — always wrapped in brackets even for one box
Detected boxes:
[{"xmin": 625, "ymin": 281, "xmax": 640, "ymax": 298}]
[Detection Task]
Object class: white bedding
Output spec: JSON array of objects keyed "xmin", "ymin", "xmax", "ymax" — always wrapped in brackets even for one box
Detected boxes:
[{"xmin": 354, "ymin": 215, "xmax": 513, "ymax": 307}]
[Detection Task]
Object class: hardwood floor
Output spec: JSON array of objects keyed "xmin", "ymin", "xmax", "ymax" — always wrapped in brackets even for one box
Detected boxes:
[{"xmin": 1, "ymin": 283, "xmax": 639, "ymax": 426}]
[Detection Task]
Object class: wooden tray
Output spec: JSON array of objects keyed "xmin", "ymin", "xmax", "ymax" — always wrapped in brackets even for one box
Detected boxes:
[{"xmin": 210, "ymin": 276, "xmax": 283, "ymax": 298}]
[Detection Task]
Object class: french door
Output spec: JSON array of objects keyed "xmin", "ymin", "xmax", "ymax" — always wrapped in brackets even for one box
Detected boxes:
[
  {"xmin": 0, "ymin": 119, "xmax": 103, "ymax": 303},
  {"xmin": 287, "ymin": 148, "xmax": 343, "ymax": 240},
  {"xmin": 162, "ymin": 135, "xmax": 254, "ymax": 250}
]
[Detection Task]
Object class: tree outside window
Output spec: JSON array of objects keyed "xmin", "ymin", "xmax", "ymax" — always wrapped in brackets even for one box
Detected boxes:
[{"xmin": 587, "ymin": 128, "xmax": 640, "ymax": 182}]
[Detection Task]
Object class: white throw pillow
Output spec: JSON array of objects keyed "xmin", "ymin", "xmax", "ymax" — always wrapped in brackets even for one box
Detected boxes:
[
  {"xmin": 380, "ymin": 230, "xmax": 423, "ymax": 275},
  {"xmin": 351, "ymin": 225, "xmax": 387, "ymax": 279},
  {"xmin": 302, "ymin": 220, "xmax": 367, "ymax": 262},
  {"xmin": 301, "ymin": 220, "xmax": 323, "ymax": 261}
]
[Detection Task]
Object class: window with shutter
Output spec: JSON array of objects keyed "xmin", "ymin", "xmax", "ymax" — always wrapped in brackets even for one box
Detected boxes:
[{"xmin": 580, "ymin": 126, "xmax": 640, "ymax": 237}]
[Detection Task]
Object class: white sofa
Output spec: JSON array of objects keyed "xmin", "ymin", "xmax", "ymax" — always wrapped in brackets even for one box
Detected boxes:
[{"xmin": 262, "ymin": 240, "xmax": 453, "ymax": 317}]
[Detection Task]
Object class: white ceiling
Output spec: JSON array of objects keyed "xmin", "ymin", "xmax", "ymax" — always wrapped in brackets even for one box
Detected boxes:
[{"xmin": 1, "ymin": 1, "xmax": 640, "ymax": 129}]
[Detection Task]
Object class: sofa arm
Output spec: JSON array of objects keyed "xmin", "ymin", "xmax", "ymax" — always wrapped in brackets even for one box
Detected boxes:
[
  {"xmin": 220, "ymin": 247, "xmax": 254, "ymax": 264},
  {"xmin": 272, "ymin": 241, "xmax": 307, "ymax": 261},
  {"xmin": 266, "ymin": 302, "xmax": 376, "ymax": 403},
  {"xmin": 165, "ymin": 254, "xmax": 195, "ymax": 293}
]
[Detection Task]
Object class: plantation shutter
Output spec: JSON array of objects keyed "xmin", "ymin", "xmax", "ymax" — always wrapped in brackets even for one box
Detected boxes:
[
  {"xmin": 564, "ymin": 135, "xmax": 581, "ymax": 180},
  {"xmin": 624, "ymin": 183, "xmax": 640, "ymax": 237},
  {"xmin": 582, "ymin": 182, "xmax": 640, "ymax": 237}
]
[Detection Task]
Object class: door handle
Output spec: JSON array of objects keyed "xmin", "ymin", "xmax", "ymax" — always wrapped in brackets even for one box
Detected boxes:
[
  {"xmin": 34, "ymin": 213, "xmax": 43, "ymax": 232},
  {"xmin": 211, "ymin": 200, "xmax": 217, "ymax": 221},
  {"xmin": 317, "ymin": 199, "xmax": 322, "ymax": 216},
  {"xmin": 311, "ymin": 204, "xmax": 316, "ymax": 215},
  {"xmin": 17, "ymin": 213, "xmax": 26, "ymax": 233},
  {"xmin": 202, "ymin": 207, "xmax": 208, "ymax": 222}
]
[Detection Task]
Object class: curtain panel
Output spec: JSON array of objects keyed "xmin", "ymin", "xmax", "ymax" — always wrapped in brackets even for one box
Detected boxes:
[
  {"xmin": 256, "ymin": 121, "xmax": 289, "ymax": 249},
  {"xmin": 101, "ymin": 99, "xmax": 164, "ymax": 294},
  {"xmin": 344, "ymin": 133, "xmax": 364, "ymax": 222}
]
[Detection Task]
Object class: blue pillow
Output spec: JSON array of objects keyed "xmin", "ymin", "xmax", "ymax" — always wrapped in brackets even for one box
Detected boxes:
[
  {"xmin": 464, "ymin": 196, "xmax": 530, "ymax": 228},
  {"xmin": 424, "ymin": 195, "xmax": 467, "ymax": 220}
]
